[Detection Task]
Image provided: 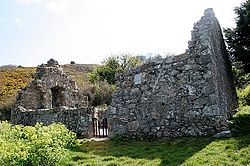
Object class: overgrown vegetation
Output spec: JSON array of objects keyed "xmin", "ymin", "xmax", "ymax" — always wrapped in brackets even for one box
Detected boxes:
[
  {"xmin": 91, "ymin": 83, "xmax": 115, "ymax": 106},
  {"xmin": 0, "ymin": 67, "xmax": 35, "ymax": 107},
  {"xmin": 224, "ymin": 0, "xmax": 250, "ymax": 74},
  {"xmin": 88, "ymin": 54, "xmax": 142, "ymax": 85},
  {"xmin": 232, "ymin": 65, "xmax": 250, "ymax": 88},
  {"xmin": 237, "ymin": 84, "xmax": 250, "ymax": 106},
  {"xmin": 87, "ymin": 54, "xmax": 142, "ymax": 106},
  {"xmin": 0, "ymin": 67, "xmax": 35, "ymax": 120},
  {"xmin": 0, "ymin": 122, "xmax": 76, "ymax": 166}
]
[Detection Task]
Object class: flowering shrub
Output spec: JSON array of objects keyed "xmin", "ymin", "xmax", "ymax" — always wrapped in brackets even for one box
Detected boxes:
[{"xmin": 0, "ymin": 122, "xmax": 76, "ymax": 166}]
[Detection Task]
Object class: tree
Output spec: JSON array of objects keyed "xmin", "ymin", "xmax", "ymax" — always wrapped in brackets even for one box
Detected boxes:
[
  {"xmin": 224, "ymin": 0, "xmax": 250, "ymax": 73},
  {"xmin": 88, "ymin": 54, "xmax": 142, "ymax": 85},
  {"xmin": 87, "ymin": 54, "xmax": 142, "ymax": 106}
]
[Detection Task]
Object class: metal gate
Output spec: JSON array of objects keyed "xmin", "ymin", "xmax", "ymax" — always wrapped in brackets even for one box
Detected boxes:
[{"xmin": 92, "ymin": 118, "xmax": 108, "ymax": 137}]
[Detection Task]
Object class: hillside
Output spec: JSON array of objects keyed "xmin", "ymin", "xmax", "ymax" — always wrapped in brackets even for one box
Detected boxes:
[
  {"xmin": 0, "ymin": 64, "xmax": 95, "ymax": 120},
  {"xmin": 62, "ymin": 64, "xmax": 96, "ymax": 90},
  {"xmin": 0, "ymin": 67, "xmax": 36, "ymax": 108}
]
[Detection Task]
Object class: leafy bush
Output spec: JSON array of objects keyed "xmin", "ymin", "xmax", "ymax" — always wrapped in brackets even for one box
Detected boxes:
[
  {"xmin": 0, "ymin": 122, "xmax": 76, "ymax": 166},
  {"xmin": 87, "ymin": 54, "xmax": 141, "ymax": 106},
  {"xmin": 88, "ymin": 64, "xmax": 117, "ymax": 84},
  {"xmin": 82, "ymin": 82, "xmax": 116, "ymax": 106},
  {"xmin": 237, "ymin": 84, "xmax": 250, "ymax": 106},
  {"xmin": 232, "ymin": 65, "xmax": 250, "ymax": 88},
  {"xmin": 88, "ymin": 54, "xmax": 142, "ymax": 85},
  {"xmin": 91, "ymin": 82, "xmax": 116, "ymax": 106}
]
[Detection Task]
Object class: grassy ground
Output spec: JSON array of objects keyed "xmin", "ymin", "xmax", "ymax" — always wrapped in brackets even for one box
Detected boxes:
[
  {"xmin": 58, "ymin": 107, "xmax": 250, "ymax": 166},
  {"xmin": 58, "ymin": 136, "xmax": 250, "ymax": 166}
]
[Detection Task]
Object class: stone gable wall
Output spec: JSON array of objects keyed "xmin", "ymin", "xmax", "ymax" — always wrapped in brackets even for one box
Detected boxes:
[
  {"xmin": 15, "ymin": 59, "xmax": 87, "ymax": 110},
  {"xmin": 11, "ymin": 59, "xmax": 91, "ymax": 136},
  {"xmin": 107, "ymin": 9, "xmax": 238, "ymax": 138}
]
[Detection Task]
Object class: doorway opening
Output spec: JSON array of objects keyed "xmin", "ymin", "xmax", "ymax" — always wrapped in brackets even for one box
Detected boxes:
[{"xmin": 51, "ymin": 86, "xmax": 66, "ymax": 108}]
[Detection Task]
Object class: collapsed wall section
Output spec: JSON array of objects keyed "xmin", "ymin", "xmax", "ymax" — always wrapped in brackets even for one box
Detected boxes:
[
  {"xmin": 107, "ymin": 8, "xmax": 238, "ymax": 138},
  {"xmin": 14, "ymin": 59, "xmax": 87, "ymax": 110},
  {"xmin": 11, "ymin": 59, "xmax": 91, "ymax": 136}
]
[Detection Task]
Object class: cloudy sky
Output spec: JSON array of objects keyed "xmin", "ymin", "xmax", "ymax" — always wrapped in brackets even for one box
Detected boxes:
[{"xmin": 0, "ymin": 0, "xmax": 244, "ymax": 66}]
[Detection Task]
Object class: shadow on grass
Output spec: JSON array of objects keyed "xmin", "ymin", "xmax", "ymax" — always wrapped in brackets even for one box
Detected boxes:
[
  {"xmin": 69, "ymin": 137, "xmax": 213, "ymax": 166},
  {"xmin": 230, "ymin": 109, "xmax": 250, "ymax": 135},
  {"xmin": 63, "ymin": 107, "xmax": 250, "ymax": 166},
  {"xmin": 229, "ymin": 107, "xmax": 250, "ymax": 149}
]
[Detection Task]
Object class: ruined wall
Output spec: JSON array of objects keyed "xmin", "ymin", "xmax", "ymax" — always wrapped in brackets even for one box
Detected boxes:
[
  {"xmin": 11, "ymin": 106, "xmax": 92, "ymax": 136},
  {"xmin": 188, "ymin": 9, "xmax": 238, "ymax": 119},
  {"xmin": 11, "ymin": 59, "xmax": 91, "ymax": 136},
  {"xmin": 107, "ymin": 8, "xmax": 238, "ymax": 138},
  {"xmin": 15, "ymin": 59, "xmax": 87, "ymax": 110}
]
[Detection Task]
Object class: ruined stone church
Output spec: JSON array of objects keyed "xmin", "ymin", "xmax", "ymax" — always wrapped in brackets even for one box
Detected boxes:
[
  {"xmin": 11, "ymin": 59, "xmax": 92, "ymax": 136},
  {"xmin": 11, "ymin": 8, "xmax": 238, "ymax": 138}
]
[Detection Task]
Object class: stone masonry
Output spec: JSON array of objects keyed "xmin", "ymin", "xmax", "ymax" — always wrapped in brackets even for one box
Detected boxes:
[
  {"xmin": 14, "ymin": 59, "xmax": 87, "ymax": 109},
  {"xmin": 107, "ymin": 9, "xmax": 238, "ymax": 138},
  {"xmin": 11, "ymin": 59, "xmax": 92, "ymax": 136}
]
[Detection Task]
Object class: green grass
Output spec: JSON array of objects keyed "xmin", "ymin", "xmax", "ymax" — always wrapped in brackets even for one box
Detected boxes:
[
  {"xmin": 58, "ymin": 135, "xmax": 250, "ymax": 166},
  {"xmin": 230, "ymin": 106, "xmax": 250, "ymax": 136},
  {"xmin": 58, "ymin": 107, "xmax": 250, "ymax": 166}
]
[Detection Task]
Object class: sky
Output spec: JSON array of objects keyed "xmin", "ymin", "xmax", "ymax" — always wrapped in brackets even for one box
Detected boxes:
[{"xmin": 0, "ymin": 0, "xmax": 244, "ymax": 66}]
